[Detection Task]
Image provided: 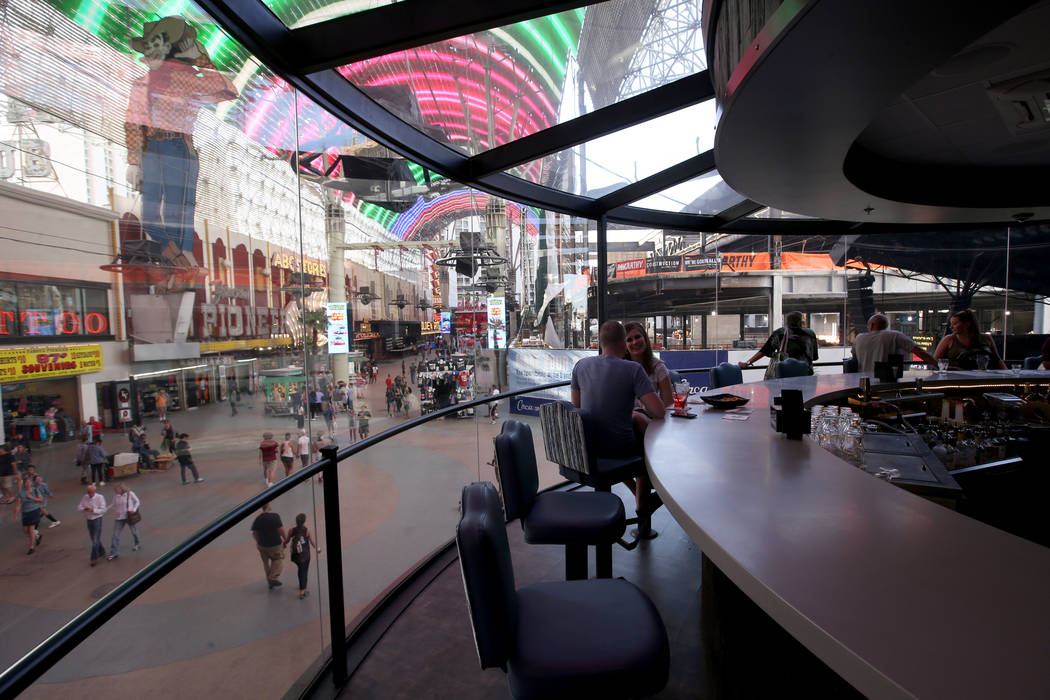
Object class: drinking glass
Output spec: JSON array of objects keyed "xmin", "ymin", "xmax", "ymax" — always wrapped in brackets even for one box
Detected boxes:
[
  {"xmin": 672, "ymin": 380, "xmax": 690, "ymax": 412},
  {"xmin": 937, "ymin": 359, "xmax": 949, "ymax": 374},
  {"xmin": 1011, "ymin": 363, "xmax": 1022, "ymax": 377},
  {"xmin": 975, "ymin": 355, "xmax": 989, "ymax": 371}
]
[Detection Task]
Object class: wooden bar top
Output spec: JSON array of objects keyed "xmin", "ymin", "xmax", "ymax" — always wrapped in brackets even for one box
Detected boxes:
[{"xmin": 645, "ymin": 371, "xmax": 1050, "ymax": 699}]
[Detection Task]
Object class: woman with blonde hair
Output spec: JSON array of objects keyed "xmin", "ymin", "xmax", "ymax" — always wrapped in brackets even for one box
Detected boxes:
[{"xmin": 624, "ymin": 322, "xmax": 673, "ymax": 414}]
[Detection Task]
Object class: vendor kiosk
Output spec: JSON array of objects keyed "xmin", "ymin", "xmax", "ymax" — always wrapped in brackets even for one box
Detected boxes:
[{"xmin": 260, "ymin": 367, "xmax": 306, "ymax": 416}]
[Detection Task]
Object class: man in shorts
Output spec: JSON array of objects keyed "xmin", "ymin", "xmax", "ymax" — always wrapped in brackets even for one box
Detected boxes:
[{"xmin": 258, "ymin": 431, "xmax": 279, "ymax": 487}]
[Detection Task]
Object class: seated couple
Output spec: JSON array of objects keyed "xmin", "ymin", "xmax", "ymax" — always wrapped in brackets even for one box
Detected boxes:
[{"xmin": 570, "ymin": 321, "xmax": 667, "ymax": 515}]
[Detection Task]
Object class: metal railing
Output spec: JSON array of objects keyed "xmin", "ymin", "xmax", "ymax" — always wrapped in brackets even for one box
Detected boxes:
[{"xmin": 0, "ymin": 358, "xmax": 849, "ymax": 696}]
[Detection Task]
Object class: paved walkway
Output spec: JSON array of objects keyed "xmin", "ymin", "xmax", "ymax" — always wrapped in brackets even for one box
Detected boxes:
[{"xmin": 0, "ymin": 356, "xmax": 561, "ymax": 697}]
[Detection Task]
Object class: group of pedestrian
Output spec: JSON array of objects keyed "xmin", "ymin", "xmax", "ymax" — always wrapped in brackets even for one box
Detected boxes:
[
  {"xmin": 75, "ymin": 482, "xmax": 142, "ymax": 566},
  {"xmin": 385, "ymin": 374, "xmax": 413, "ymax": 417},
  {"xmin": 250, "ymin": 502, "xmax": 320, "ymax": 599},
  {"xmin": 10, "ymin": 465, "xmax": 61, "ymax": 555},
  {"xmin": 259, "ymin": 429, "xmax": 331, "ymax": 487}
]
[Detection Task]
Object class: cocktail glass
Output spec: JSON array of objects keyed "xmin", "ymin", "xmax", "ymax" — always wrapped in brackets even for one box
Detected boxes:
[{"xmin": 672, "ymin": 380, "xmax": 690, "ymax": 412}]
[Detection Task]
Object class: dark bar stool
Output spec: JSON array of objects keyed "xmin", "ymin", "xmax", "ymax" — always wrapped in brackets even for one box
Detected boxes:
[
  {"xmin": 494, "ymin": 420, "xmax": 625, "ymax": 579},
  {"xmin": 775, "ymin": 357, "xmax": 810, "ymax": 378},
  {"xmin": 539, "ymin": 400, "xmax": 657, "ymax": 540},
  {"xmin": 457, "ymin": 482, "xmax": 670, "ymax": 700},
  {"xmin": 711, "ymin": 361, "xmax": 743, "ymax": 388}
]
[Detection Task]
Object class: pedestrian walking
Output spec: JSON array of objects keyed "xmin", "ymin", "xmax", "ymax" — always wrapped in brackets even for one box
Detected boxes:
[
  {"xmin": 13, "ymin": 475, "xmax": 43, "ymax": 554},
  {"xmin": 230, "ymin": 386, "xmax": 240, "ymax": 416},
  {"xmin": 311, "ymin": 432, "xmax": 327, "ymax": 464},
  {"xmin": 348, "ymin": 408, "xmax": 358, "ymax": 442},
  {"xmin": 487, "ymin": 384, "xmax": 500, "ymax": 424},
  {"xmin": 108, "ymin": 483, "xmax": 141, "ymax": 559},
  {"xmin": 160, "ymin": 420, "xmax": 176, "ymax": 454},
  {"xmin": 74, "ymin": 435, "xmax": 90, "ymax": 485},
  {"xmin": 30, "ymin": 472, "xmax": 60, "ymax": 528},
  {"xmin": 251, "ymin": 502, "xmax": 285, "ymax": 589},
  {"xmin": 279, "ymin": 433, "xmax": 296, "ymax": 478},
  {"xmin": 324, "ymin": 401, "xmax": 335, "ymax": 435},
  {"xmin": 156, "ymin": 390, "xmax": 168, "ymax": 422},
  {"xmin": 259, "ymin": 431, "xmax": 279, "ymax": 487},
  {"xmin": 358, "ymin": 406, "xmax": 371, "ymax": 439},
  {"xmin": 87, "ymin": 436, "xmax": 107, "ymax": 486},
  {"xmin": 175, "ymin": 433, "xmax": 204, "ymax": 484},
  {"xmin": 77, "ymin": 484, "xmax": 107, "ymax": 566},
  {"xmin": 283, "ymin": 513, "xmax": 320, "ymax": 599},
  {"xmin": 297, "ymin": 429, "xmax": 310, "ymax": 469}
]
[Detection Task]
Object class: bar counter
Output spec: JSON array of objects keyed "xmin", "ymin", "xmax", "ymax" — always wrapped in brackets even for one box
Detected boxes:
[{"xmin": 644, "ymin": 371, "xmax": 1050, "ymax": 699}]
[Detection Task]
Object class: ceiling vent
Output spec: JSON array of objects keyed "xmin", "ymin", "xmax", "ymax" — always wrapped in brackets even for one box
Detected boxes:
[{"xmin": 988, "ymin": 69, "xmax": 1050, "ymax": 134}]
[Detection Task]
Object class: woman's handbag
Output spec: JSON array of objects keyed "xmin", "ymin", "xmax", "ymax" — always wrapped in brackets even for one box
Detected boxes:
[
  {"xmin": 764, "ymin": 328, "xmax": 791, "ymax": 380},
  {"xmin": 126, "ymin": 493, "xmax": 142, "ymax": 524}
]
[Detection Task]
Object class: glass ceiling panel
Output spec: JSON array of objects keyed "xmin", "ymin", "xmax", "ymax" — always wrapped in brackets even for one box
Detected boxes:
[
  {"xmin": 508, "ymin": 100, "xmax": 716, "ymax": 193},
  {"xmin": 336, "ymin": 0, "xmax": 706, "ymax": 174},
  {"xmin": 265, "ymin": 0, "xmax": 399, "ymax": 29},
  {"xmin": 747, "ymin": 207, "xmax": 818, "ymax": 219},
  {"xmin": 632, "ymin": 172, "xmax": 747, "ymax": 214}
]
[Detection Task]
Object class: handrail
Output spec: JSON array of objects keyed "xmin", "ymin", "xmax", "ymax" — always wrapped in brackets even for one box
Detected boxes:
[
  {"xmin": 0, "ymin": 379, "xmax": 569, "ymax": 697},
  {"xmin": 0, "ymin": 358, "xmax": 858, "ymax": 695}
]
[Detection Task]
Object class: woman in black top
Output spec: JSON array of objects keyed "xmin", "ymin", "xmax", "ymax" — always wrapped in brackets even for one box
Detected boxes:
[{"xmin": 283, "ymin": 513, "xmax": 320, "ymax": 599}]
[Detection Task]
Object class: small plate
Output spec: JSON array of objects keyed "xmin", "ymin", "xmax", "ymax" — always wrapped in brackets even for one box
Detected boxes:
[{"xmin": 698, "ymin": 393, "xmax": 750, "ymax": 409}]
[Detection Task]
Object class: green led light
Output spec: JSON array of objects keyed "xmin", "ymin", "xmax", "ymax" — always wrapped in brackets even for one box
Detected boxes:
[
  {"xmin": 515, "ymin": 20, "xmax": 564, "ymax": 80},
  {"xmin": 547, "ymin": 15, "xmax": 576, "ymax": 58}
]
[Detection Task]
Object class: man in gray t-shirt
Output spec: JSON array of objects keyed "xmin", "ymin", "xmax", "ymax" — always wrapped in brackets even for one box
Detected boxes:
[
  {"xmin": 852, "ymin": 314, "xmax": 935, "ymax": 373},
  {"xmin": 571, "ymin": 354, "xmax": 657, "ymax": 453},
  {"xmin": 571, "ymin": 321, "xmax": 665, "ymax": 512}
]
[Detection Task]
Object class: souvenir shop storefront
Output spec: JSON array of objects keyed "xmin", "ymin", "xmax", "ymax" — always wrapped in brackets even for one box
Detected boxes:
[{"xmin": 1, "ymin": 344, "xmax": 104, "ymax": 442}]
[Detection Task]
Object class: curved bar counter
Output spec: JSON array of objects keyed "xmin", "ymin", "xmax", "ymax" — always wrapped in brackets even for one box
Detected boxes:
[{"xmin": 645, "ymin": 372, "xmax": 1050, "ymax": 699}]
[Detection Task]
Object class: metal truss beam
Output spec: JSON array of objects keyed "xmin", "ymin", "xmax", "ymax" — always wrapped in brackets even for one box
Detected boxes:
[
  {"xmin": 469, "ymin": 72, "xmax": 714, "ymax": 177},
  {"xmin": 286, "ymin": 0, "xmax": 592, "ymax": 73},
  {"xmin": 596, "ymin": 151, "xmax": 716, "ymax": 212}
]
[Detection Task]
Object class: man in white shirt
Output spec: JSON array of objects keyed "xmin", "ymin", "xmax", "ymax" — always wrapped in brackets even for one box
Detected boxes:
[
  {"xmin": 297, "ymin": 429, "xmax": 311, "ymax": 469},
  {"xmin": 108, "ymin": 483, "xmax": 141, "ymax": 560},
  {"xmin": 77, "ymin": 484, "xmax": 107, "ymax": 566},
  {"xmin": 852, "ymin": 314, "xmax": 936, "ymax": 373}
]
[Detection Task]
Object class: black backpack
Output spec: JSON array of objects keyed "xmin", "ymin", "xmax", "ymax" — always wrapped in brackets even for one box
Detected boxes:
[{"xmin": 291, "ymin": 531, "xmax": 308, "ymax": 561}]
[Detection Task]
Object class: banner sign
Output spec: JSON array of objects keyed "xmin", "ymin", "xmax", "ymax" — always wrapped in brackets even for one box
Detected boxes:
[
  {"xmin": 683, "ymin": 253, "xmax": 721, "ymax": 271},
  {"xmin": 440, "ymin": 312, "xmax": 452, "ymax": 334},
  {"xmin": 486, "ymin": 296, "xmax": 506, "ymax": 349},
  {"xmin": 507, "ymin": 349, "xmax": 592, "ymax": 414},
  {"xmin": 645, "ymin": 256, "xmax": 683, "ymax": 275},
  {"xmin": 613, "ymin": 259, "xmax": 646, "ymax": 279},
  {"xmin": 0, "ymin": 344, "xmax": 103, "ymax": 383},
  {"xmin": 326, "ymin": 303, "xmax": 349, "ymax": 354}
]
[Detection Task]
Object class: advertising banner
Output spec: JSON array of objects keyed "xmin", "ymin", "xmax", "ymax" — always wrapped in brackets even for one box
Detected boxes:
[
  {"xmin": 326, "ymin": 303, "xmax": 349, "ymax": 354},
  {"xmin": 683, "ymin": 253, "xmax": 721, "ymax": 271},
  {"xmin": 614, "ymin": 259, "xmax": 646, "ymax": 278},
  {"xmin": 507, "ymin": 348, "xmax": 593, "ymax": 415},
  {"xmin": 486, "ymin": 296, "xmax": 506, "ymax": 349},
  {"xmin": 0, "ymin": 344, "xmax": 103, "ymax": 383},
  {"xmin": 645, "ymin": 256, "xmax": 683, "ymax": 275},
  {"xmin": 440, "ymin": 312, "xmax": 452, "ymax": 334}
]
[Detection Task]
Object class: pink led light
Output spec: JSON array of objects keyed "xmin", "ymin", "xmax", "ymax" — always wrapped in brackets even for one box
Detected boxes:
[
  {"xmin": 359, "ymin": 73, "xmax": 547, "ymax": 144},
  {"xmin": 341, "ymin": 48, "xmax": 554, "ymax": 123}
]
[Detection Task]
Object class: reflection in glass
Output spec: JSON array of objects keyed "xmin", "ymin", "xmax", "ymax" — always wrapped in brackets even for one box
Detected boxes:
[
  {"xmin": 338, "ymin": 0, "xmax": 706, "ymax": 166},
  {"xmin": 264, "ymin": 0, "xmax": 400, "ymax": 29}
]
